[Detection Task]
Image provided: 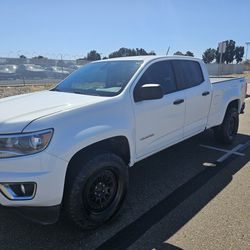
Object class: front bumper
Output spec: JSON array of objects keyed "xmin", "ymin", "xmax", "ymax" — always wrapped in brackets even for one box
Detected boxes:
[{"xmin": 0, "ymin": 151, "xmax": 68, "ymax": 207}]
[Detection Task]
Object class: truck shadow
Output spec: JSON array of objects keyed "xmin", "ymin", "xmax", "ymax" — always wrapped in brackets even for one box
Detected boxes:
[
  {"xmin": 0, "ymin": 131, "xmax": 249, "ymax": 250},
  {"xmin": 98, "ymin": 132, "xmax": 250, "ymax": 250}
]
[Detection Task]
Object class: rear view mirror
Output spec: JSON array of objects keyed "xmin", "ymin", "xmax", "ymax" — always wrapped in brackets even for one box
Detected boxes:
[{"xmin": 134, "ymin": 84, "xmax": 164, "ymax": 102}]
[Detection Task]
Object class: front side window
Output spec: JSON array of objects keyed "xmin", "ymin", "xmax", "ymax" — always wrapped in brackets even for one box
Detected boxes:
[
  {"xmin": 172, "ymin": 60, "xmax": 204, "ymax": 89},
  {"xmin": 52, "ymin": 60, "xmax": 142, "ymax": 97},
  {"xmin": 135, "ymin": 60, "xmax": 177, "ymax": 95}
]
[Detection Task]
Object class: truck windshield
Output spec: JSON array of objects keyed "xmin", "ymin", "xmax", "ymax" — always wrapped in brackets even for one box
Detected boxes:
[{"xmin": 52, "ymin": 60, "xmax": 143, "ymax": 96}]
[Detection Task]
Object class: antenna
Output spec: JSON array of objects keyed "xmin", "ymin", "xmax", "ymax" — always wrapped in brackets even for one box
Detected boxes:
[{"xmin": 166, "ymin": 46, "xmax": 170, "ymax": 56}]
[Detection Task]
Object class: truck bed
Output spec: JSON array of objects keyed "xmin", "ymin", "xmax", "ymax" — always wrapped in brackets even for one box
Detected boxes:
[{"xmin": 210, "ymin": 76, "xmax": 245, "ymax": 84}]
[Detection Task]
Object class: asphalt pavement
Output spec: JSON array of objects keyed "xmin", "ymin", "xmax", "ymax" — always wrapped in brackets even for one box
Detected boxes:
[{"xmin": 0, "ymin": 99, "xmax": 250, "ymax": 250}]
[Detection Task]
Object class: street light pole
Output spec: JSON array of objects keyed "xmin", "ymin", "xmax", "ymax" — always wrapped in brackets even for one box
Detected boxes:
[
  {"xmin": 58, "ymin": 53, "xmax": 63, "ymax": 73},
  {"xmin": 246, "ymin": 42, "xmax": 250, "ymax": 61},
  {"xmin": 218, "ymin": 41, "xmax": 226, "ymax": 75}
]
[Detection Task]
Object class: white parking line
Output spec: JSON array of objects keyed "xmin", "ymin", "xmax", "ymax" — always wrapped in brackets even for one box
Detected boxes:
[
  {"xmin": 237, "ymin": 140, "xmax": 250, "ymax": 152},
  {"xmin": 199, "ymin": 142, "xmax": 250, "ymax": 163},
  {"xmin": 199, "ymin": 144, "xmax": 245, "ymax": 156},
  {"xmin": 216, "ymin": 144, "xmax": 244, "ymax": 163},
  {"xmin": 200, "ymin": 140, "xmax": 250, "ymax": 163}
]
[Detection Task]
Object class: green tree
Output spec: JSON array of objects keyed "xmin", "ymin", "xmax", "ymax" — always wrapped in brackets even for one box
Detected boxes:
[
  {"xmin": 76, "ymin": 58, "xmax": 88, "ymax": 65},
  {"xmin": 185, "ymin": 51, "xmax": 194, "ymax": 57},
  {"xmin": 32, "ymin": 55, "xmax": 47, "ymax": 59},
  {"xmin": 109, "ymin": 51, "xmax": 122, "ymax": 58},
  {"xmin": 108, "ymin": 47, "xmax": 155, "ymax": 58},
  {"xmin": 235, "ymin": 46, "xmax": 244, "ymax": 63},
  {"xmin": 135, "ymin": 48, "xmax": 147, "ymax": 55},
  {"xmin": 86, "ymin": 50, "xmax": 101, "ymax": 61},
  {"xmin": 202, "ymin": 48, "xmax": 216, "ymax": 63},
  {"xmin": 224, "ymin": 40, "xmax": 236, "ymax": 64},
  {"xmin": 19, "ymin": 55, "xmax": 26, "ymax": 59},
  {"xmin": 173, "ymin": 51, "xmax": 184, "ymax": 56},
  {"xmin": 148, "ymin": 51, "xmax": 156, "ymax": 55}
]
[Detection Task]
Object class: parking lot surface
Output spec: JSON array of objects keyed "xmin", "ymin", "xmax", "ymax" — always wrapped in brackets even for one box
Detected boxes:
[{"xmin": 0, "ymin": 98, "xmax": 250, "ymax": 250}]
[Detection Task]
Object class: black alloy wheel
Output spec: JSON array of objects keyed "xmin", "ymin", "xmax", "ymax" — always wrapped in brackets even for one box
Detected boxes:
[
  {"xmin": 64, "ymin": 152, "xmax": 128, "ymax": 230},
  {"xmin": 84, "ymin": 169, "xmax": 118, "ymax": 214}
]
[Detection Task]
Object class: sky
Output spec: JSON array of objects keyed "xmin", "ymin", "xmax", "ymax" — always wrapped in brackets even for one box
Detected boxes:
[{"xmin": 1, "ymin": 0, "xmax": 250, "ymax": 60}]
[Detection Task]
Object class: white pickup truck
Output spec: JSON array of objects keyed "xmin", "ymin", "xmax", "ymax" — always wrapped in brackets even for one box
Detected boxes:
[{"xmin": 0, "ymin": 56, "xmax": 247, "ymax": 229}]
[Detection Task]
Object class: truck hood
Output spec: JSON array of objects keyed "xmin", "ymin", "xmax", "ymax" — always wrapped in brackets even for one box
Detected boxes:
[{"xmin": 0, "ymin": 90, "xmax": 107, "ymax": 133}]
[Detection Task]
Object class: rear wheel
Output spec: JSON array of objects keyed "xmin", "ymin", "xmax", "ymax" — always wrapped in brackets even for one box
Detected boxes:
[
  {"xmin": 64, "ymin": 152, "xmax": 128, "ymax": 230},
  {"xmin": 213, "ymin": 107, "xmax": 239, "ymax": 144}
]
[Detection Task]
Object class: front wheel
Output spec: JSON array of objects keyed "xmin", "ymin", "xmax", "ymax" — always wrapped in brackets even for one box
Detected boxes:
[
  {"xmin": 213, "ymin": 107, "xmax": 239, "ymax": 144},
  {"xmin": 64, "ymin": 152, "xmax": 128, "ymax": 230}
]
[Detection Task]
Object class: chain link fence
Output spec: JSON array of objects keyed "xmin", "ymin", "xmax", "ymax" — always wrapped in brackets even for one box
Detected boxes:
[{"xmin": 0, "ymin": 57, "xmax": 89, "ymax": 86}]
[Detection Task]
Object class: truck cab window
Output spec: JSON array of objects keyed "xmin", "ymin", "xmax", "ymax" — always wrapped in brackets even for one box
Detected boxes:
[{"xmin": 172, "ymin": 60, "xmax": 204, "ymax": 90}]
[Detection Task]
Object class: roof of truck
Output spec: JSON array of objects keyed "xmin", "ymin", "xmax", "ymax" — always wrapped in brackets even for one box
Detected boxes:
[{"xmin": 99, "ymin": 55, "xmax": 202, "ymax": 64}]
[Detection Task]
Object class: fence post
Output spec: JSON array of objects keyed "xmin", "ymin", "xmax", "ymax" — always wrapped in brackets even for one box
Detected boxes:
[{"xmin": 22, "ymin": 75, "xmax": 25, "ymax": 86}]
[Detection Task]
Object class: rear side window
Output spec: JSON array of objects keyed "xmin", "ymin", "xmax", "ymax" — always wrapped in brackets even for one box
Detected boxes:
[
  {"xmin": 136, "ymin": 61, "xmax": 177, "ymax": 94},
  {"xmin": 172, "ymin": 60, "xmax": 204, "ymax": 89}
]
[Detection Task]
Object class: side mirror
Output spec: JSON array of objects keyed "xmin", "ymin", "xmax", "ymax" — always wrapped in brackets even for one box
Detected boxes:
[{"xmin": 134, "ymin": 83, "xmax": 164, "ymax": 102}]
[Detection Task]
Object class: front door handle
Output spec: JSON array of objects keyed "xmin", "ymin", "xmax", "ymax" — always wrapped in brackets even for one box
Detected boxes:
[
  {"xmin": 202, "ymin": 91, "xmax": 210, "ymax": 96},
  {"xmin": 173, "ymin": 99, "xmax": 184, "ymax": 105}
]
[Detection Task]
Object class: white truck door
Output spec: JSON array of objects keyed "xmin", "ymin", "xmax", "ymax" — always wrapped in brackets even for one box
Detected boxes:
[
  {"xmin": 132, "ymin": 60, "xmax": 185, "ymax": 159},
  {"xmin": 172, "ymin": 60, "xmax": 212, "ymax": 138}
]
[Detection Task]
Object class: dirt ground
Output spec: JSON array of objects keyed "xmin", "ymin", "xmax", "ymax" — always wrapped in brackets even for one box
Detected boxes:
[{"xmin": 0, "ymin": 84, "xmax": 55, "ymax": 99}]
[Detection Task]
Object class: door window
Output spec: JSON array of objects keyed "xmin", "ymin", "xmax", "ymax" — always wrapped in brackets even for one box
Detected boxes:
[{"xmin": 135, "ymin": 60, "xmax": 177, "ymax": 97}]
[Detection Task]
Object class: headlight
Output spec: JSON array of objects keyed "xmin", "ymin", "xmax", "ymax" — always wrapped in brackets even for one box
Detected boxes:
[{"xmin": 0, "ymin": 129, "xmax": 53, "ymax": 158}]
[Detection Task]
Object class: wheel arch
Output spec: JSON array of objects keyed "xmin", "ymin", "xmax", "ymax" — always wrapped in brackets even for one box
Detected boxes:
[
  {"xmin": 226, "ymin": 99, "xmax": 240, "ymax": 113},
  {"xmin": 64, "ymin": 136, "xmax": 131, "ymax": 187},
  {"xmin": 207, "ymin": 98, "xmax": 240, "ymax": 129},
  {"xmin": 220, "ymin": 99, "xmax": 240, "ymax": 125},
  {"xmin": 68, "ymin": 135, "xmax": 131, "ymax": 165}
]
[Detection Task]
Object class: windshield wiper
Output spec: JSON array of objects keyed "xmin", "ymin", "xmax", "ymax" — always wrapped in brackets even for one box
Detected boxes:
[
  {"xmin": 50, "ymin": 88, "xmax": 61, "ymax": 92},
  {"xmin": 72, "ymin": 91, "xmax": 84, "ymax": 94},
  {"xmin": 72, "ymin": 90, "xmax": 101, "ymax": 96}
]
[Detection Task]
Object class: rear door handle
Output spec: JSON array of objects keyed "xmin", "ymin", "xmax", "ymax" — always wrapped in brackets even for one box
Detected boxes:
[
  {"xmin": 173, "ymin": 99, "xmax": 184, "ymax": 105},
  {"xmin": 202, "ymin": 91, "xmax": 210, "ymax": 96}
]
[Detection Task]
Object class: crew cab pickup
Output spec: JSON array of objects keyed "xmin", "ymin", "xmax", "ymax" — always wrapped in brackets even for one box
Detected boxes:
[{"xmin": 0, "ymin": 56, "xmax": 247, "ymax": 229}]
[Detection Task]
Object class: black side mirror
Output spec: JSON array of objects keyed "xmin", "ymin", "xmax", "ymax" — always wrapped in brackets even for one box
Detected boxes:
[{"xmin": 134, "ymin": 83, "xmax": 164, "ymax": 102}]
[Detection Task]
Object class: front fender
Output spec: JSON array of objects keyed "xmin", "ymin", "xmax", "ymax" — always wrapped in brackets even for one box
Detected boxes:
[
  {"xmin": 54, "ymin": 125, "xmax": 135, "ymax": 165},
  {"xmin": 22, "ymin": 94, "xmax": 136, "ymax": 166}
]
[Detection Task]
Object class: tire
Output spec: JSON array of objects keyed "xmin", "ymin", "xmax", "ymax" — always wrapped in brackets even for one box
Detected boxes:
[
  {"xmin": 64, "ymin": 152, "xmax": 128, "ymax": 230},
  {"xmin": 213, "ymin": 107, "xmax": 239, "ymax": 144}
]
